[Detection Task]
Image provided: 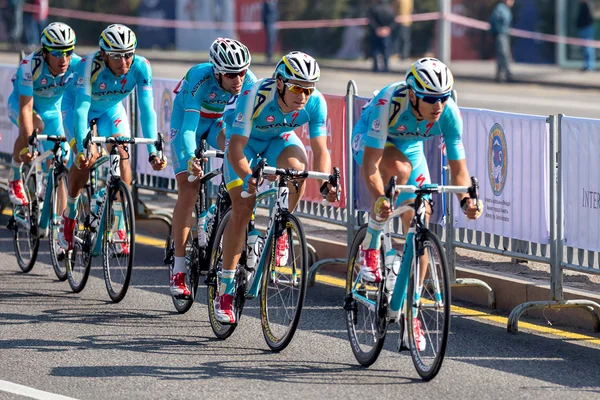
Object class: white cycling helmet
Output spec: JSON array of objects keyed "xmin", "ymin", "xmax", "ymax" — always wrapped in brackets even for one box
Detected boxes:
[
  {"xmin": 209, "ymin": 38, "xmax": 251, "ymax": 74},
  {"xmin": 41, "ymin": 22, "xmax": 76, "ymax": 48},
  {"xmin": 99, "ymin": 24, "xmax": 137, "ymax": 52},
  {"xmin": 275, "ymin": 51, "xmax": 320, "ymax": 83},
  {"xmin": 405, "ymin": 57, "xmax": 454, "ymax": 96}
]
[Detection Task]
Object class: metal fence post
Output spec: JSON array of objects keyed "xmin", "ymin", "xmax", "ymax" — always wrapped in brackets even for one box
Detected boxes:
[
  {"xmin": 437, "ymin": 0, "xmax": 452, "ymax": 64},
  {"xmin": 131, "ymin": 87, "xmax": 140, "ymax": 212},
  {"xmin": 345, "ymin": 80, "xmax": 358, "ymax": 248},
  {"xmin": 552, "ymin": 114, "xmax": 564, "ymax": 302}
]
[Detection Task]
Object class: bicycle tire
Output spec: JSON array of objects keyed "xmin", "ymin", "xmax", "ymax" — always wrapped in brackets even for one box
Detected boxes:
[
  {"xmin": 206, "ymin": 208, "xmax": 237, "ymax": 339},
  {"xmin": 260, "ymin": 213, "xmax": 308, "ymax": 352},
  {"xmin": 66, "ymin": 187, "xmax": 92, "ymax": 293},
  {"xmin": 344, "ymin": 224, "xmax": 387, "ymax": 367},
  {"xmin": 407, "ymin": 230, "xmax": 450, "ymax": 381},
  {"xmin": 102, "ymin": 180, "xmax": 135, "ymax": 303},
  {"xmin": 13, "ymin": 166, "xmax": 40, "ymax": 273},
  {"xmin": 49, "ymin": 173, "xmax": 68, "ymax": 281}
]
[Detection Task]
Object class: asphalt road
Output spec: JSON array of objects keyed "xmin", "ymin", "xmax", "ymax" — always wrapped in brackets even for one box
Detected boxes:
[{"xmin": 0, "ymin": 214, "xmax": 599, "ymax": 399}]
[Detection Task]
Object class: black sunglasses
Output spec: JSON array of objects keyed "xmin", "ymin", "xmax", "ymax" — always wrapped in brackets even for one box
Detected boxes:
[{"xmin": 415, "ymin": 92, "xmax": 451, "ymax": 104}]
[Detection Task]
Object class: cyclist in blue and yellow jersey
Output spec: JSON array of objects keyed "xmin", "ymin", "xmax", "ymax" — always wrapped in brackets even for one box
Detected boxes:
[
  {"xmin": 7, "ymin": 22, "xmax": 80, "ymax": 208},
  {"xmin": 169, "ymin": 38, "xmax": 256, "ymax": 297},
  {"xmin": 352, "ymin": 57, "xmax": 483, "ymax": 349},
  {"xmin": 214, "ymin": 51, "xmax": 338, "ymax": 323},
  {"xmin": 58, "ymin": 24, "xmax": 167, "ymax": 253},
  {"xmin": 7, "ymin": 22, "xmax": 80, "ymax": 258}
]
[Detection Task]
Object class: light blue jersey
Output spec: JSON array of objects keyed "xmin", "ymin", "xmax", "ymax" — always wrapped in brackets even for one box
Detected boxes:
[
  {"xmin": 223, "ymin": 78, "xmax": 328, "ymax": 190},
  {"xmin": 8, "ymin": 49, "xmax": 82, "ymax": 152},
  {"xmin": 169, "ymin": 63, "xmax": 257, "ymax": 175},
  {"xmin": 64, "ymin": 51, "xmax": 157, "ymax": 153},
  {"xmin": 352, "ymin": 81, "xmax": 464, "ymax": 204},
  {"xmin": 229, "ymin": 78, "xmax": 327, "ymax": 141}
]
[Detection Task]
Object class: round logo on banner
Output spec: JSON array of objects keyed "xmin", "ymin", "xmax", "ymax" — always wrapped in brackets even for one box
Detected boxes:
[
  {"xmin": 161, "ymin": 88, "xmax": 173, "ymax": 134},
  {"xmin": 488, "ymin": 123, "xmax": 508, "ymax": 196}
]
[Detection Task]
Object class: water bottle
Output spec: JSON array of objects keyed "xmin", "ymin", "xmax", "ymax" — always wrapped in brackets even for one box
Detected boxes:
[
  {"xmin": 205, "ymin": 204, "xmax": 216, "ymax": 237},
  {"xmin": 246, "ymin": 229, "xmax": 261, "ymax": 271},
  {"xmin": 197, "ymin": 210, "xmax": 208, "ymax": 247},
  {"xmin": 90, "ymin": 188, "xmax": 106, "ymax": 230},
  {"xmin": 384, "ymin": 249, "xmax": 401, "ymax": 294}
]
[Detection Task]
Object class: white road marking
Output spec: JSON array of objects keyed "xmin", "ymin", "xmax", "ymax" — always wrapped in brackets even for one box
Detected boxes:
[{"xmin": 0, "ymin": 379, "xmax": 79, "ymax": 400}]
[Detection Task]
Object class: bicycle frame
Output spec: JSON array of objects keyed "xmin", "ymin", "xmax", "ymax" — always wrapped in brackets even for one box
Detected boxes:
[
  {"xmin": 14, "ymin": 139, "xmax": 68, "ymax": 232},
  {"xmin": 349, "ymin": 183, "xmax": 475, "ymax": 321}
]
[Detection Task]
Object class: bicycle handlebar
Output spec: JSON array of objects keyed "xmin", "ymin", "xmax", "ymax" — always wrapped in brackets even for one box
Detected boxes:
[
  {"xmin": 187, "ymin": 149, "xmax": 225, "ymax": 182},
  {"xmin": 241, "ymin": 158, "xmax": 341, "ymax": 205}
]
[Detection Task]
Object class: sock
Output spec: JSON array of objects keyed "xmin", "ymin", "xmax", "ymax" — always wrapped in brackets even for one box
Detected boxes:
[
  {"xmin": 361, "ymin": 217, "xmax": 385, "ymax": 250},
  {"xmin": 9, "ymin": 160, "xmax": 22, "ymax": 181},
  {"xmin": 219, "ymin": 269, "xmax": 236, "ymax": 296},
  {"xmin": 66, "ymin": 195, "xmax": 79, "ymax": 219},
  {"xmin": 113, "ymin": 201, "xmax": 125, "ymax": 231},
  {"xmin": 173, "ymin": 256, "xmax": 186, "ymax": 275}
]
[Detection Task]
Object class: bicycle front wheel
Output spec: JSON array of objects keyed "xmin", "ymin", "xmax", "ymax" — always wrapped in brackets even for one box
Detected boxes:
[
  {"xmin": 344, "ymin": 224, "xmax": 386, "ymax": 367},
  {"xmin": 102, "ymin": 181, "xmax": 135, "ymax": 303},
  {"xmin": 13, "ymin": 167, "xmax": 40, "ymax": 273},
  {"xmin": 206, "ymin": 208, "xmax": 237, "ymax": 339},
  {"xmin": 66, "ymin": 187, "xmax": 92, "ymax": 293},
  {"xmin": 49, "ymin": 173, "xmax": 68, "ymax": 281},
  {"xmin": 407, "ymin": 231, "xmax": 450, "ymax": 381},
  {"xmin": 260, "ymin": 214, "xmax": 308, "ymax": 352}
]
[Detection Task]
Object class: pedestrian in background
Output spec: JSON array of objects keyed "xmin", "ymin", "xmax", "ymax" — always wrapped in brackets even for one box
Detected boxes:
[
  {"xmin": 489, "ymin": 0, "xmax": 514, "ymax": 82},
  {"xmin": 23, "ymin": 0, "xmax": 48, "ymax": 51},
  {"xmin": 394, "ymin": 0, "xmax": 413, "ymax": 60},
  {"xmin": 1, "ymin": 0, "xmax": 24, "ymax": 49},
  {"xmin": 367, "ymin": 0, "xmax": 396, "ymax": 73},
  {"xmin": 576, "ymin": 0, "xmax": 595, "ymax": 72},
  {"xmin": 262, "ymin": 0, "xmax": 278, "ymax": 64}
]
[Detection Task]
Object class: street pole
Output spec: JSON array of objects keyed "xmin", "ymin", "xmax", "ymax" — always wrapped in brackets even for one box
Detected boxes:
[{"xmin": 438, "ymin": 0, "xmax": 451, "ymax": 64}]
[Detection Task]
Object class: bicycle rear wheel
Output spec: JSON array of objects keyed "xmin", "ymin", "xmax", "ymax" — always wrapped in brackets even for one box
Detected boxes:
[
  {"xmin": 206, "ymin": 209, "xmax": 237, "ymax": 339},
  {"xmin": 49, "ymin": 173, "xmax": 68, "ymax": 281},
  {"xmin": 344, "ymin": 224, "xmax": 387, "ymax": 367},
  {"xmin": 407, "ymin": 231, "xmax": 450, "ymax": 381},
  {"xmin": 66, "ymin": 187, "xmax": 92, "ymax": 293},
  {"xmin": 12, "ymin": 167, "xmax": 40, "ymax": 273},
  {"xmin": 260, "ymin": 214, "xmax": 308, "ymax": 352},
  {"xmin": 102, "ymin": 181, "xmax": 135, "ymax": 303}
]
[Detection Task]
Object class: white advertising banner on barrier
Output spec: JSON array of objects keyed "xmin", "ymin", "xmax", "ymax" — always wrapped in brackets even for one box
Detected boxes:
[
  {"xmin": 136, "ymin": 78, "xmax": 179, "ymax": 179},
  {"xmin": 0, "ymin": 64, "xmax": 19, "ymax": 156},
  {"xmin": 454, "ymin": 108, "xmax": 550, "ymax": 244},
  {"xmin": 562, "ymin": 116, "xmax": 600, "ymax": 252}
]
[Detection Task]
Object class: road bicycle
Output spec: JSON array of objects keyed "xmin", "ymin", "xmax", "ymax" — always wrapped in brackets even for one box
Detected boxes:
[
  {"xmin": 7, "ymin": 130, "xmax": 70, "ymax": 280},
  {"xmin": 66, "ymin": 125, "xmax": 165, "ymax": 303},
  {"xmin": 344, "ymin": 176, "xmax": 479, "ymax": 380},
  {"xmin": 206, "ymin": 158, "xmax": 341, "ymax": 351},
  {"xmin": 164, "ymin": 141, "xmax": 227, "ymax": 314}
]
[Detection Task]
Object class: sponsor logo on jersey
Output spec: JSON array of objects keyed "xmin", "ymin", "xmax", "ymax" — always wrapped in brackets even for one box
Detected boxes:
[
  {"xmin": 266, "ymin": 115, "xmax": 275, "ymax": 123},
  {"xmin": 235, "ymin": 113, "xmax": 244, "ymax": 122},
  {"xmin": 371, "ymin": 119, "xmax": 381, "ymax": 132},
  {"xmin": 209, "ymin": 92, "xmax": 216, "ymax": 99},
  {"xmin": 41, "ymin": 78, "xmax": 47, "ymax": 85},
  {"xmin": 99, "ymin": 82, "xmax": 106, "ymax": 90},
  {"xmin": 191, "ymin": 75, "xmax": 210, "ymax": 97},
  {"xmin": 397, "ymin": 125, "xmax": 406, "ymax": 132}
]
